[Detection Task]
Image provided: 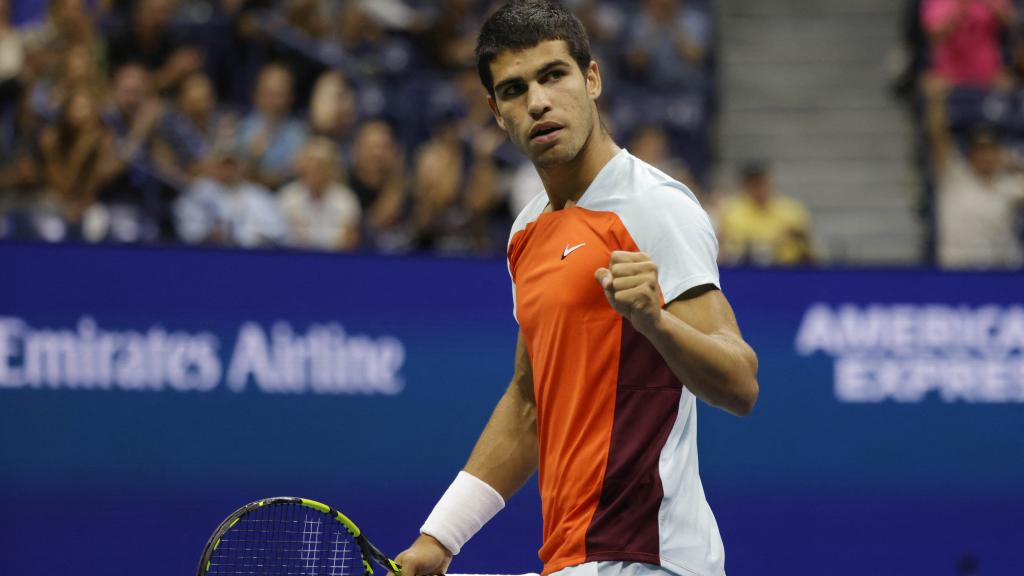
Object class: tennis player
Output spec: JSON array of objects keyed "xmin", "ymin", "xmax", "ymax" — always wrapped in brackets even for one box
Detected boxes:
[{"xmin": 395, "ymin": 2, "xmax": 759, "ymax": 576}]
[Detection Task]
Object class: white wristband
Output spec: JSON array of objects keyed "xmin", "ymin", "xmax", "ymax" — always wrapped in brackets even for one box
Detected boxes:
[{"xmin": 420, "ymin": 471, "xmax": 505, "ymax": 555}]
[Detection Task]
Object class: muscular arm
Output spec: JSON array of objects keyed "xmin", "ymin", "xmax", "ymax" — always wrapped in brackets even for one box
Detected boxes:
[
  {"xmin": 646, "ymin": 286, "xmax": 759, "ymax": 416},
  {"xmin": 463, "ymin": 331, "xmax": 538, "ymax": 499},
  {"xmin": 596, "ymin": 252, "xmax": 759, "ymax": 417}
]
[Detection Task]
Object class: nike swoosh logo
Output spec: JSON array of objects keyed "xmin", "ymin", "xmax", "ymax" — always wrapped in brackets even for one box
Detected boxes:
[{"xmin": 561, "ymin": 242, "xmax": 586, "ymax": 260}]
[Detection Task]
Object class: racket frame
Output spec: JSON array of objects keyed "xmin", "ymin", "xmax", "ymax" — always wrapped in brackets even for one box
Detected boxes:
[{"xmin": 196, "ymin": 496, "xmax": 402, "ymax": 576}]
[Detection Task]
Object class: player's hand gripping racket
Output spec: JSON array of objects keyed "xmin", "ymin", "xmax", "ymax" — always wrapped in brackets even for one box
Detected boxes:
[{"xmin": 197, "ymin": 496, "xmax": 401, "ymax": 576}]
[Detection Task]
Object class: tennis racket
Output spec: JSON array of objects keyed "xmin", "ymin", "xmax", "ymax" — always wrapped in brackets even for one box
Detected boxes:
[{"xmin": 197, "ymin": 496, "xmax": 402, "ymax": 576}]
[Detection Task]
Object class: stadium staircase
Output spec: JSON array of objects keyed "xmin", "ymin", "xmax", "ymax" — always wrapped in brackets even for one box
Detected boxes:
[{"xmin": 715, "ymin": 0, "xmax": 922, "ymax": 264}]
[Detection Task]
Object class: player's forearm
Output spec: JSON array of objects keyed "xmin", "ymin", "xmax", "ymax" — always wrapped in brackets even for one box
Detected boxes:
[
  {"xmin": 416, "ymin": 384, "xmax": 532, "ymax": 558},
  {"xmin": 463, "ymin": 382, "xmax": 538, "ymax": 500},
  {"xmin": 641, "ymin": 309, "xmax": 759, "ymax": 416}
]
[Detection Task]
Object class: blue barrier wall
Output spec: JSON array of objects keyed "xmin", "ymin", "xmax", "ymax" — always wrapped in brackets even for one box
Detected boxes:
[{"xmin": 2, "ymin": 243, "xmax": 1022, "ymax": 576}]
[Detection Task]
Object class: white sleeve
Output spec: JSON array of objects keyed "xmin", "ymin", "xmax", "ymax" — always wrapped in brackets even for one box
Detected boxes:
[
  {"xmin": 506, "ymin": 192, "xmax": 548, "ymax": 323},
  {"xmin": 508, "ymin": 261, "xmax": 519, "ymax": 324},
  {"xmin": 620, "ymin": 185, "xmax": 720, "ymax": 304}
]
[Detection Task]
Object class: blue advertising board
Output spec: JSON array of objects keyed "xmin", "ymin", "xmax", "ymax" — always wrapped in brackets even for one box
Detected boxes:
[{"xmin": 1, "ymin": 243, "xmax": 1022, "ymax": 576}]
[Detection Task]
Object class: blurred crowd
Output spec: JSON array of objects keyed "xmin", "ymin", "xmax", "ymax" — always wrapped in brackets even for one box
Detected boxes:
[
  {"xmin": 895, "ymin": 0, "xmax": 1024, "ymax": 269},
  {"xmin": 0, "ymin": 0, "xmax": 719, "ymax": 256}
]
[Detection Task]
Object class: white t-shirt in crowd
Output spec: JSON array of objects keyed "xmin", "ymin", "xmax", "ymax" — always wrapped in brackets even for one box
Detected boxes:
[
  {"xmin": 938, "ymin": 154, "xmax": 1024, "ymax": 269},
  {"xmin": 278, "ymin": 181, "xmax": 362, "ymax": 250}
]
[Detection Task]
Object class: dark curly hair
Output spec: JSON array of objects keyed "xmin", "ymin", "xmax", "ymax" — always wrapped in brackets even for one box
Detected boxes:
[{"xmin": 475, "ymin": 0, "xmax": 593, "ymax": 98}]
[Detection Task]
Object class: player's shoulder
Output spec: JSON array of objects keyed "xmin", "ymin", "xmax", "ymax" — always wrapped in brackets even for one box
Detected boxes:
[
  {"xmin": 603, "ymin": 151, "xmax": 710, "ymax": 224},
  {"xmin": 509, "ymin": 191, "xmax": 549, "ymax": 241}
]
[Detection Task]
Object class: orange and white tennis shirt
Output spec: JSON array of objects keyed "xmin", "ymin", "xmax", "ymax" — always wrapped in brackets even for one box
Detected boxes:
[{"xmin": 507, "ymin": 149, "xmax": 725, "ymax": 576}]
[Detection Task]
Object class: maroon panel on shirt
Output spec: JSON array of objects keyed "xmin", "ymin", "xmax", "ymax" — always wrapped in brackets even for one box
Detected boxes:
[{"xmin": 584, "ymin": 320, "xmax": 683, "ymax": 563}]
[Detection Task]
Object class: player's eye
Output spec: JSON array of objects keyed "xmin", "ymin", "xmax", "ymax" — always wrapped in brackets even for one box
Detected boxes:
[
  {"xmin": 541, "ymin": 70, "xmax": 565, "ymax": 84},
  {"xmin": 501, "ymin": 84, "xmax": 525, "ymax": 99}
]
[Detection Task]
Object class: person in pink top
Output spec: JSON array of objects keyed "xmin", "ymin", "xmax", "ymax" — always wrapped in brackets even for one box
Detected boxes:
[{"xmin": 922, "ymin": 0, "xmax": 1016, "ymax": 87}]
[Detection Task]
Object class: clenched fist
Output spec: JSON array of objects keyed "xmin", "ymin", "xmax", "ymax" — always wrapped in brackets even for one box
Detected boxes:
[{"xmin": 595, "ymin": 251, "xmax": 662, "ymax": 334}]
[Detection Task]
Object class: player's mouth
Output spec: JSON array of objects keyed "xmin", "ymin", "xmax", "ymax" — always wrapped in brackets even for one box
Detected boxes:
[{"xmin": 529, "ymin": 122, "xmax": 564, "ymax": 144}]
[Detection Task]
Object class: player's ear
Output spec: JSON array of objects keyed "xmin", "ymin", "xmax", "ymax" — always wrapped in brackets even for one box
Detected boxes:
[
  {"xmin": 487, "ymin": 94, "xmax": 507, "ymax": 132},
  {"xmin": 587, "ymin": 61, "xmax": 602, "ymax": 100}
]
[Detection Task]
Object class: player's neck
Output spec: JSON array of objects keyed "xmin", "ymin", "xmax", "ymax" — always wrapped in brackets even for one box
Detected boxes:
[{"xmin": 538, "ymin": 128, "xmax": 620, "ymax": 210}]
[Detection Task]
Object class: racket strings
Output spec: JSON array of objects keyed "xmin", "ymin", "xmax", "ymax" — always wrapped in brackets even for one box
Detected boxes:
[
  {"xmin": 208, "ymin": 503, "xmax": 359, "ymax": 576},
  {"xmin": 328, "ymin": 529, "xmax": 354, "ymax": 576},
  {"xmin": 301, "ymin": 516, "xmax": 323, "ymax": 573}
]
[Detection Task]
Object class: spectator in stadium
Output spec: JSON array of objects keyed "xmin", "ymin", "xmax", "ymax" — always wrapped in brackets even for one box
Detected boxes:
[
  {"xmin": 154, "ymin": 72, "xmax": 229, "ymax": 182},
  {"xmin": 0, "ymin": 0, "xmax": 25, "ymax": 107},
  {"xmin": 93, "ymin": 62, "xmax": 168, "ymax": 240},
  {"xmin": 103, "ymin": 64, "xmax": 164, "ymax": 166},
  {"xmin": 105, "ymin": 0, "xmax": 204, "ymax": 94},
  {"xmin": 198, "ymin": 0, "xmax": 270, "ymax": 107},
  {"xmin": 278, "ymin": 137, "xmax": 361, "ymax": 251},
  {"xmin": 401, "ymin": 102, "xmax": 505, "ymax": 254},
  {"xmin": 18, "ymin": 0, "xmax": 96, "ymax": 127},
  {"xmin": 26, "ymin": 41, "xmax": 102, "ymax": 123},
  {"xmin": 921, "ymin": 0, "xmax": 1016, "ymax": 89},
  {"xmin": 307, "ymin": 70, "xmax": 358, "ymax": 160},
  {"xmin": 37, "ymin": 88, "xmax": 124, "ymax": 226},
  {"xmin": 408, "ymin": 120, "xmax": 466, "ymax": 252},
  {"xmin": 236, "ymin": 62, "xmax": 307, "ymax": 190},
  {"xmin": 174, "ymin": 141, "xmax": 287, "ymax": 248},
  {"xmin": 571, "ymin": 0, "xmax": 625, "ymax": 48},
  {"xmin": 19, "ymin": 2, "xmax": 101, "ymax": 145},
  {"xmin": 0, "ymin": 0, "xmax": 720, "ymax": 258},
  {"xmin": 0, "ymin": 0, "xmax": 35, "ymax": 218},
  {"xmin": 461, "ymin": 124, "xmax": 506, "ymax": 253},
  {"xmin": 20, "ymin": 0, "xmax": 97, "ymax": 59},
  {"xmin": 0, "ymin": 150, "xmax": 37, "ymax": 212},
  {"xmin": 717, "ymin": 161, "xmax": 814, "ymax": 266},
  {"xmin": 627, "ymin": 124, "xmax": 698, "ymax": 196},
  {"xmin": 336, "ymin": 1, "xmax": 378, "ymax": 53},
  {"xmin": 335, "ymin": 1, "xmax": 404, "ymax": 75},
  {"xmin": 624, "ymin": 0, "xmax": 711, "ymax": 90},
  {"xmin": 255, "ymin": 0, "xmax": 331, "ymax": 107},
  {"xmin": 570, "ymin": 0, "xmax": 626, "ymax": 85},
  {"xmin": 419, "ymin": 0, "xmax": 483, "ymax": 70},
  {"xmin": 348, "ymin": 119, "xmax": 407, "ymax": 236},
  {"xmin": 282, "ymin": 0, "xmax": 332, "ymax": 42},
  {"xmin": 925, "ymin": 78, "xmax": 1024, "ymax": 268},
  {"xmin": 447, "ymin": 64, "xmax": 512, "ymax": 251},
  {"xmin": 449, "ymin": 64, "xmax": 494, "ymax": 132}
]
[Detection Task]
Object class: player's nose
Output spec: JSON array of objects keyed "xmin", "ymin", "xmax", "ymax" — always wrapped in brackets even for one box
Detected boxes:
[{"xmin": 527, "ymin": 85, "xmax": 552, "ymax": 119}]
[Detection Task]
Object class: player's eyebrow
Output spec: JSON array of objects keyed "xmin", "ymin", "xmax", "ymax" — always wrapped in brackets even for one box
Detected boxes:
[{"xmin": 493, "ymin": 58, "xmax": 573, "ymax": 95}]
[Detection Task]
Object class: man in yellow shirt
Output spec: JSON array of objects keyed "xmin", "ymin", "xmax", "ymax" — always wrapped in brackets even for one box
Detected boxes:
[{"xmin": 717, "ymin": 162, "xmax": 814, "ymax": 265}]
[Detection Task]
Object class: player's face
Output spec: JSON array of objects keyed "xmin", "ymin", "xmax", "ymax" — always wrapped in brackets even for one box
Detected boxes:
[{"xmin": 487, "ymin": 40, "xmax": 602, "ymax": 167}]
